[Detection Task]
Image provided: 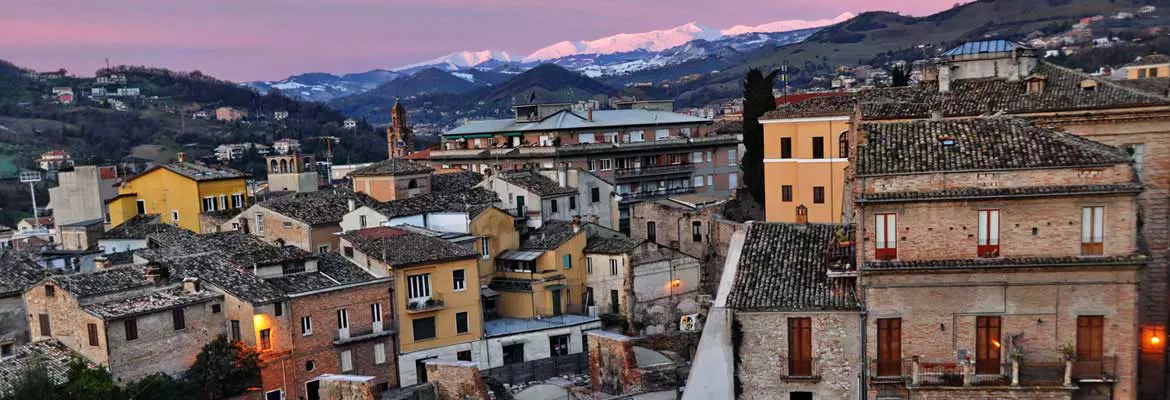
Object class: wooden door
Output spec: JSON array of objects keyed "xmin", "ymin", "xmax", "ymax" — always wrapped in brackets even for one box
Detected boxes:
[
  {"xmin": 788, "ymin": 318, "xmax": 812, "ymax": 376},
  {"xmin": 877, "ymin": 318, "xmax": 902, "ymax": 376},
  {"xmin": 1077, "ymin": 316, "xmax": 1104, "ymax": 362},
  {"xmin": 976, "ymin": 316, "xmax": 1002, "ymax": 374}
]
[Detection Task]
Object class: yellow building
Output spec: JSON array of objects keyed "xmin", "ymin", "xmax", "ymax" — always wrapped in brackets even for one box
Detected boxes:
[
  {"xmin": 107, "ymin": 161, "xmax": 247, "ymax": 233},
  {"xmin": 491, "ymin": 220, "xmax": 588, "ymax": 319},
  {"xmin": 1123, "ymin": 54, "xmax": 1170, "ymax": 79},
  {"xmin": 469, "ymin": 206, "xmax": 521, "ymax": 280},
  {"xmin": 759, "ymin": 97, "xmax": 853, "ymax": 223}
]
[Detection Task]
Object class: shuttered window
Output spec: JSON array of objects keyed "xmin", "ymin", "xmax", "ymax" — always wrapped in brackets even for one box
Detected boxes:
[
  {"xmin": 977, "ymin": 209, "xmax": 1000, "ymax": 258},
  {"xmin": 876, "ymin": 318, "xmax": 902, "ymax": 376},
  {"xmin": 1077, "ymin": 316, "xmax": 1104, "ymax": 362},
  {"xmin": 875, "ymin": 213, "xmax": 897, "ymax": 260},
  {"xmin": 788, "ymin": 318, "xmax": 812, "ymax": 376},
  {"xmin": 1082, "ymin": 207, "xmax": 1104, "ymax": 255}
]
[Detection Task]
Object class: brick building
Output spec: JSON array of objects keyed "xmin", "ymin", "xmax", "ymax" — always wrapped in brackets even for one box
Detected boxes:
[
  {"xmin": 628, "ymin": 194, "xmax": 744, "ymax": 294},
  {"xmin": 853, "ymin": 118, "xmax": 1142, "ymax": 400},
  {"xmin": 227, "ymin": 188, "xmax": 377, "ymax": 253},
  {"xmin": 350, "ymin": 159, "xmax": 435, "ymax": 203}
]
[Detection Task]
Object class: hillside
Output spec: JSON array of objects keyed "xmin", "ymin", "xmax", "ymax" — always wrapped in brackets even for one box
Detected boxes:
[
  {"xmin": 327, "ymin": 68, "xmax": 494, "ymax": 119},
  {"xmin": 478, "ymin": 64, "xmax": 614, "ymax": 106},
  {"xmin": 639, "ymin": 0, "xmax": 1157, "ymax": 106}
]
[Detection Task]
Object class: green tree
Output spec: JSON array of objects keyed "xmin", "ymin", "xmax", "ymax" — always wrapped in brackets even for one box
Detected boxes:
[
  {"xmin": 1, "ymin": 360, "xmax": 59, "ymax": 400},
  {"xmin": 124, "ymin": 374, "xmax": 194, "ymax": 400},
  {"xmin": 891, "ymin": 65, "xmax": 910, "ymax": 87},
  {"xmin": 742, "ymin": 68, "xmax": 781, "ymax": 204},
  {"xmin": 184, "ymin": 335, "xmax": 261, "ymax": 400},
  {"xmin": 60, "ymin": 360, "xmax": 122, "ymax": 400}
]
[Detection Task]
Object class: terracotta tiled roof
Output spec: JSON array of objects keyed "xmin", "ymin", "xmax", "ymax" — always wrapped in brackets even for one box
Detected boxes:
[
  {"xmin": 521, "ymin": 220, "xmax": 582, "ymax": 250},
  {"xmin": 0, "ymin": 251, "xmax": 49, "ymax": 296},
  {"xmin": 725, "ymin": 222, "xmax": 860, "ymax": 312},
  {"xmin": 857, "ymin": 183, "xmax": 1143, "ymax": 203},
  {"xmin": 100, "ymin": 214, "xmax": 184, "ymax": 240},
  {"xmin": 498, "ymin": 171, "xmax": 577, "ymax": 197},
  {"xmin": 1113, "ymin": 77, "xmax": 1170, "ymax": 98},
  {"xmin": 762, "ymin": 93, "xmax": 857, "ymax": 119},
  {"xmin": 864, "ymin": 254, "xmax": 1148, "ymax": 271},
  {"xmin": 349, "ymin": 159, "xmax": 434, "ymax": 177},
  {"xmin": 262, "ymin": 253, "xmax": 380, "ymax": 295},
  {"xmin": 585, "ymin": 236, "xmax": 642, "ymax": 254},
  {"xmin": 0, "ymin": 340, "xmax": 87, "ymax": 394},
  {"xmin": 431, "ymin": 170, "xmax": 484, "ymax": 194},
  {"xmin": 1124, "ymin": 54, "xmax": 1170, "ymax": 67},
  {"xmin": 83, "ymin": 286, "xmax": 222, "ymax": 319},
  {"xmin": 856, "ymin": 118, "xmax": 1130, "ymax": 176},
  {"xmin": 342, "ymin": 227, "xmax": 477, "ymax": 267},
  {"xmin": 156, "ymin": 163, "xmax": 244, "ymax": 181},
  {"xmin": 50, "ymin": 265, "xmax": 154, "ymax": 298},
  {"xmin": 260, "ymin": 188, "xmax": 377, "ymax": 226}
]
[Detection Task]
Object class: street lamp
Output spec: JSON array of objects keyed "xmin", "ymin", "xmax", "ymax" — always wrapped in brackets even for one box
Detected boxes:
[{"xmin": 18, "ymin": 170, "xmax": 42, "ymax": 230}]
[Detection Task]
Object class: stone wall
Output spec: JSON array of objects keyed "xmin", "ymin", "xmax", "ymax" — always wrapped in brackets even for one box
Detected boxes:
[
  {"xmin": 735, "ymin": 311, "xmax": 862, "ymax": 400},
  {"xmin": 106, "ymin": 297, "xmax": 225, "ymax": 382},
  {"xmin": 588, "ymin": 330, "xmax": 642, "ymax": 395},
  {"xmin": 317, "ymin": 374, "xmax": 378, "ymax": 400},
  {"xmin": 0, "ymin": 295, "xmax": 31, "ymax": 346},
  {"xmin": 424, "ymin": 360, "xmax": 490, "ymax": 400},
  {"xmin": 628, "ymin": 201, "xmax": 744, "ymax": 295}
]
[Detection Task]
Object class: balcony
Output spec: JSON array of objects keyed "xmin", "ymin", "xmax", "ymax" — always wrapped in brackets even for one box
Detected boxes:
[
  {"xmin": 613, "ymin": 163, "xmax": 695, "ymax": 180},
  {"xmin": 406, "ymin": 294, "xmax": 446, "ymax": 314},
  {"xmin": 1071, "ymin": 356, "xmax": 1117, "ymax": 382},
  {"xmin": 333, "ymin": 320, "xmax": 396, "ymax": 346},
  {"xmin": 906, "ymin": 357, "xmax": 1076, "ymax": 388},
  {"xmin": 780, "ymin": 357, "xmax": 822, "ymax": 382},
  {"xmin": 619, "ymin": 187, "xmax": 696, "ymax": 203},
  {"xmin": 869, "ymin": 358, "xmax": 908, "ymax": 382}
]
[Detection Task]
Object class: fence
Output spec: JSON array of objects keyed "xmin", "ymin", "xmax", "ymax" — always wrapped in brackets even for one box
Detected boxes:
[{"xmin": 480, "ymin": 353, "xmax": 589, "ymax": 386}]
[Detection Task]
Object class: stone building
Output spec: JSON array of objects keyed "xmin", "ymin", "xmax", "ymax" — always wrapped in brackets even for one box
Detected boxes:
[
  {"xmin": 0, "ymin": 252, "xmax": 49, "ymax": 353},
  {"xmin": 227, "ymin": 188, "xmax": 377, "ymax": 253},
  {"xmin": 0, "ymin": 339, "xmax": 89, "ymax": 394},
  {"xmin": 96, "ymin": 214, "xmax": 186, "ymax": 254},
  {"xmin": 853, "ymin": 118, "xmax": 1142, "ymax": 400},
  {"xmin": 685, "ymin": 222, "xmax": 863, "ymax": 400},
  {"xmin": 266, "ymin": 152, "xmax": 319, "ymax": 193},
  {"xmin": 350, "ymin": 159, "xmax": 435, "ymax": 202},
  {"xmin": 628, "ymin": 194, "xmax": 744, "ymax": 294},
  {"xmin": 387, "ymin": 98, "xmax": 415, "ymax": 160},
  {"xmin": 483, "ymin": 169, "xmax": 618, "ymax": 230}
]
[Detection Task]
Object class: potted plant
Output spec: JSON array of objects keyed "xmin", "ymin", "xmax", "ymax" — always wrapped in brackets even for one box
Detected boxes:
[
  {"xmin": 835, "ymin": 227, "xmax": 852, "ymax": 247},
  {"xmin": 1058, "ymin": 344, "xmax": 1076, "ymax": 362}
]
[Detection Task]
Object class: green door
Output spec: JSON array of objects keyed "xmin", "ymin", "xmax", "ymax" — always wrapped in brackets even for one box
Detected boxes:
[{"xmin": 551, "ymin": 289, "xmax": 563, "ymax": 316}]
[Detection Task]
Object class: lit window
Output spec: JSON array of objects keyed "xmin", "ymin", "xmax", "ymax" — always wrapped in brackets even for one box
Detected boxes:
[{"xmin": 875, "ymin": 213, "xmax": 897, "ymax": 260}]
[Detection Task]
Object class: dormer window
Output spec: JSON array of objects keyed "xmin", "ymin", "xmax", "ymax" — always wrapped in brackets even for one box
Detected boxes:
[
  {"xmin": 1080, "ymin": 79, "xmax": 1098, "ymax": 91},
  {"xmin": 938, "ymin": 135, "xmax": 957, "ymax": 147},
  {"xmin": 1025, "ymin": 75, "xmax": 1047, "ymax": 95}
]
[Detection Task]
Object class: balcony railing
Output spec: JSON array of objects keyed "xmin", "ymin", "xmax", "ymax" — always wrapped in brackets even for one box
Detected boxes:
[
  {"xmin": 619, "ymin": 187, "xmax": 696, "ymax": 203},
  {"xmin": 907, "ymin": 357, "xmax": 1075, "ymax": 388},
  {"xmin": 406, "ymin": 294, "xmax": 445, "ymax": 314},
  {"xmin": 870, "ymin": 358, "xmax": 908, "ymax": 381},
  {"xmin": 613, "ymin": 163, "xmax": 695, "ymax": 179},
  {"xmin": 780, "ymin": 357, "xmax": 822, "ymax": 381},
  {"xmin": 1072, "ymin": 356, "xmax": 1118, "ymax": 381}
]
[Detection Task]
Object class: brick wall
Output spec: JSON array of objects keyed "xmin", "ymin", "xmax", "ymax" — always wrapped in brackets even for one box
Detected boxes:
[
  {"xmin": 423, "ymin": 360, "xmax": 489, "ymax": 400},
  {"xmin": 910, "ymin": 387, "xmax": 1073, "ymax": 400},
  {"xmin": 588, "ymin": 330, "xmax": 641, "ymax": 395},
  {"xmin": 863, "ymin": 164, "xmax": 1133, "ymax": 193},
  {"xmin": 629, "ymin": 201, "xmax": 744, "ymax": 294},
  {"xmin": 860, "ymin": 194, "xmax": 1139, "ymax": 262},
  {"xmin": 736, "ymin": 311, "xmax": 862, "ymax": 400}
]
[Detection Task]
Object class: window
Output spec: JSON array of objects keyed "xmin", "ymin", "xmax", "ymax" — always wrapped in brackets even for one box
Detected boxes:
[
  {"xmin": 136, "ymin": 200, "xmax": 146, "ymax": 215},
  {"xmin": 453, "ymin": 270, "xmax": 466, "ymax": 291},
  {"xmin": 173, "ymin": 308, "xmax": 186, "ymax": 330},
  {"xmin": 693, "ymin": 176, "xmax": 704, "ymax": 187},
  {"xmin": 610, "ymin": 289, "xmax": 620, "ymax": 314},
  {"xmin": 812, "ymin": 187, "xmax": 825, "ymax": 204},
  {"xmin": 570, "ymin": 196, "xmax": 579, "ymax": 211},
  {"xmin": 305, "ymin": 360, "xmax": 315, "ymax": 371},
  {"xmin": 87, "ymin": 323, "xmax": 99, "ymax": 346},
  {"xmin": 44, "ymin": 285, "xmax": 54, "ymax": 297},
  {"xmin": 503, "ymin": 343, "xmax": 525, "ymax": 364},
  {"xmin": 1082, "ymin": 207, "xmax": 1104, "ymax": 255},
  {"xmin": 729, "ymin": 173, "xmax": 738, "ymax": 189},
  {"xmin": 692, "ymin": 152, "xmax": 703, "ymax": 163},
  {"xmin": 1125, "ymin": 144, "xmax": 1146, "ymax": 178},
  {"xmin": 728, "ymin": 149, "xmax": 737, "ymax": 166},
  {"xmin": 876, "ymin": 318, "xmax": 902, "ymax": 376},
  {"xmin": 413, "ymin": 317, "xmax": 436, "ymax": 341},
  {"xmin": 600, "ymin": 159, "xmax": 612, "ymax": 171},
  {"xmin": 551, "ymin": 199, "xmax": 559, "ymax": 213},
  {"xmin": 588, "ymin": 160, "xmax": 597, "ymax": 172},
  {"xmin": 211, "ymin": 304, "xmax": 221, "ymax": 314},
  {"xmin": 706, "ymin": 151, "xmax": 713, "ymax": 162},
  {"xmin": 691, "ymin": 221, "xmax": 702, "ymax": 243},
  {"xmin": 977, "ymin": 210, "xmax": 1001, "ymax": 258},
  {"xmin": 456, "ymin": 312, "xmax": 469, "ymax": 334},
  {"xmin": 788, "ymin": 318, "xmax": 812, "ymax": 376},
  {"xmin": 590, "ymin": 188, "xmax": 600, "ymax": 203},
  {"xmin": 1152, "ymin": 68, "xmax": 1161, "ymax": 78},
  {"xmin": 232, "ymin": 193, "xmax": 244, "ymax": 209},
  {"xmin": 457, "ymin": 350, "xmax": 472, "ymax": 362},
  {"xmin": 655, "ymin": 129, "xmax": 670, "ymax": 140},
  {"xmin": 587, "ymin": 257, "xmax": 593, "ymax": 274},
  {"xmin": 282, "ymin": 264, "xmax": 305, "ymax": 275},
  {"xmin": 563, "ymin": 254, "xmax": 572, "ymax": 269},
  {"xmin": 202, "ymin": 197, "xmax": 216, "ymax": 213},
  {"xmin": 337, "ymin": 308, "xmax": 349, "ymax": 330},
  {"xmin": 839, "ymin": 131, "xmax": 849, "ymax": 158},
  {"xmin": 340, "ymin": 350, "xmax": 353, "ymax": 372},
  {"xmin": 265, "ymin": 390, "xmax": 283, "ymax": 400},
  {"xmin": 374, "ymin": 343, "xmax": 386, "ymax": 365},
  {"xmin": 343, "ymin": 246, "xmax": 354, "ymax": 257},
  {"xmin": 782, "ymin": 185, "xmax": 793, "ymax": 202},
  {"xmin": 301, "ymin": 316, "xmax": 313, "ymax": 336},
  {"xmin": 260, "ymin": 329, "xmax": 272, "ymax": 351},
  {"xmin": 171, "ymin": 210, "xmax": 179, "ymax": 222},
  {"xmin": 219, "ymin": 195, "xmax": 228, "ymax": 211},
  {"xmin": 550, "ymin": 334, "xmax": 570, "ymax": 357},
  {"xmin": 1140, "ymin": 68, "xmax": 1148, "ymax": 78},
  {"xmin": 0, "ymin": 344, "xmax": 10, "ymax": 358},
  {"xmin": 125, "ymin": 318, "xmax": 138, "ymax": 341},
  {"xmin": 37, "ymin": 314, "xmax": 50, "ymax": 337},
  {"xmin": 875, "ymin": 213, "xmax": 897, "ymax": 260},
  {"xmin": 255, "ymin": 213, "xmax": 264, "ymax": 234},
  {"xmin": 706, "ymin": 175, "xmax": 713, "ymax": 187},
  {"xmin": 407, "ymin": 274, "xmax": 432, "ymax": 300},
  {"xmin": 579, "ymin": 133, "xmax": 596, "ymax": 143},
  {"xmin": 780, "ymin": 138, "xmax": 793, "ymax": 159},
  {"xmin": 371, "ymin": 303, "xmax": 383, "ymax": 325},
  {"xmin": 317, "ymin": 244, "xmax": 329, "ymax": 254},
  {"xmin": 274, "ymin": 302, "xmax": 283, "ymax": 317},
  {"xmin": 1077, "ymin": 316, "xmax": 1104, "ymax": 364},
  {"xmin": 812, "ymin": 137, "xmax": 825, "ymax": 159},
  {"xmin": 610, "ymin": 259, "xmax": 618, "ymax": 276},
  {"xmin": 976, "ymin": 316, "xmax": 1002, "ymax": 374},
  {"xmin": 647, "ymin": 221, "xmax": 657, "ymax": 243},
  {"xmin": 359, "ymin": 215, "xmax": 367, "ymax": 228},
  {"xmin": 230, "ymin": 320, "xmax": 241, "ymax": 341}
]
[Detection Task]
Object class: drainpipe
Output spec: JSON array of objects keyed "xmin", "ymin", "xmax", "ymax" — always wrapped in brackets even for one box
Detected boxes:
[{"xmin": 859, "ymin": 310, "xmax": 868, "ymax": 400}]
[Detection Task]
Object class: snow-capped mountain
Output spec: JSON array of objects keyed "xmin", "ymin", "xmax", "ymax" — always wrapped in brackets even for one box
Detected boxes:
[
  {"xmin": 722, "ymin": 12, "xmax": 855, "ymax": 36},
  {"xmin": 394, "ymin": 50, "xmax": 515, "ymax": 73},
  {"xmin": 524, "ymin": 22, "xmax": 724, "ymax": 62},
  {"xmin": 245, "ymin": 70, "xmax": 400, "ymax": 102}
]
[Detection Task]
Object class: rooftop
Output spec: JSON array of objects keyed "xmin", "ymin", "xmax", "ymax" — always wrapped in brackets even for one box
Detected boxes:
[
  {"xmin": 100, "ymin": 214, "xmax": 188, "ymax": 240},
  {"xmin": 483, "ymin": 315, "xmax": 600, "ymax": 338},
  {"xmin": 159, "ymin": 252, "xmax": 287, "ymax": 304},
  {"xmin": 49, "ymin": 265, "xmax": 154, "ymax": 298},
  {"xmin": 265, "ymin": 253, "xmax": 381, "ymax": 295},
  {"xmin": 431, "ymin": 170, "xmax": 484, "ymax": 194},
  {"xmin": 131, "ymin": 163, "xmax": 245, "ymax": 182},
  {"xmin": 1124, "ymin": 54, "xmax": 1170, "ymax": 67},
  {"xmin": 0, "ymin": 251, "xmax": 49, "ymax": 296},
  {"xmin": 497, "ymin": 170, "xmax": 578, "ymax": 197},
  {"xmin": 725, "ymin": 223, "xmax": 861, "ymax": 312},
  {"xmin": 521, "ymin": 220, "xmax": 582, "ymax": 250},
  {"xmin": 348, "ymin": 159, "xmax": 434, "ymax": 177},
  {"xmin": 147, "ymin": 231, "xmax": 315, "ymax": 267},
  {"xmin": 864, "ymin": 253, "xmax": 1148, "ymax": 271},
  {"xmin": 585, "ymin": 236, "xmax": 643, "ymax": 255},
  {"xmin": 857, "ymin": 183, "xmax": 1143, "ymax": 203},
  {"xmin": 342, "ymin": 227, "xmax": 477, "ymax": 267},
  {"xmin": 369, "ymin": 187, "xmax": 499, "ymax": 219},
  {"xmin": 444, "ymin": 109, "xmax": 709, "ymax": 137},
  {"xmin": 0, "ymin": 340, "xmax": 87, "ymax": 395},
  {"xmin": 856, "ymin": 118, "xmax": 1130, "ymax": 176},
  {"xmin": 940, "ymin": 39, "xmax": 1026, "ymax": 56},
  {"xmin": 83, "ymin": 286, "xmax": 222, "ymax": 320},
  {"xmin": 260, "ymin": 188, "xmax": 377, "ymax": 226}
]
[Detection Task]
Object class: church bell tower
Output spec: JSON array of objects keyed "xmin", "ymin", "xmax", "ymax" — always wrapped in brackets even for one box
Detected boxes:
[{"xmin": 387, "ymin": 98, "xmax": 414, "ymax": 160}]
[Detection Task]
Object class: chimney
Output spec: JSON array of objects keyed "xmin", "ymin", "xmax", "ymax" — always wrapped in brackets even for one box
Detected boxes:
[
  {"xmin": 588, "ymin": 109, "xmax": 593, "ymax": 121},
  {"xmin": 930, "ymin": 110, "xmax": 943, "ymax": 121},
  {"xmin": 145, "ymin": 263, "xmax": 170, "ymax": 284},
  {"xmin": 176, "ymin": 152, "xmax": 187, "ymax": 163},
  {"xmin": 571, "ymin": 216, "xmax": 581, "ymax": 233},
  {"xmin": 94, "ymin": 257, "xmax": 111, "ymax": 270},
  {"xmin": 183, "ymin": 277, "xmax": 200, "ymax": 293},
  {"xmin": 795, "ymin": 204, "xmax": 809, "ymax": 225},
  {"xmin": 938, "ymin": 66, "xmax": 952, "ymax": 93},
  {"xmin": 347, "ymin": 198, "xmax": 356, "ymax": 212}
]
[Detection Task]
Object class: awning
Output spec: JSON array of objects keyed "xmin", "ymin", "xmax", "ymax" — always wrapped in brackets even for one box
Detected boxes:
[
  {"xmin": 544, "ymin": 284, "xmax": 567, "ymax": 291},
  {"xmin": 480, "ymin": 287, "xmax": 499, "ymax": 298},
  {"xmin": 504, "ymin": 132, "xmax": 525, "ymax": 137},
  {"xmin": 452, "ymin": 133, "xmax": 494, "ymax": 139},
  {"xmin": 497, "ymin": 249, "xmax": 543, "ymax": 262}
]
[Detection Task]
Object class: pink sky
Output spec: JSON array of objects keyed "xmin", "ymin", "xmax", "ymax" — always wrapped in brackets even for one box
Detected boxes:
[{"xmin": 1, "ymin": 0, "xmax": 963, "ymax": 82}]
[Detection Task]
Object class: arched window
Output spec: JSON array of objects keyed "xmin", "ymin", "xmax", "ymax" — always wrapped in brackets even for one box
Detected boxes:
[
  {"xmin": 839, "ymin": 130, "xmax": 849, "ymax": 159},
  {"xmin": 269, "ymin": 160, "xmax": 278, "ymax": 172},
  {"xmin": 279, "ymin": 159, "xmax": 289, "ymax": 173},
  {"xmin": 408, "ymin": 179, "xmax": 419, "ymax": 189}
]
